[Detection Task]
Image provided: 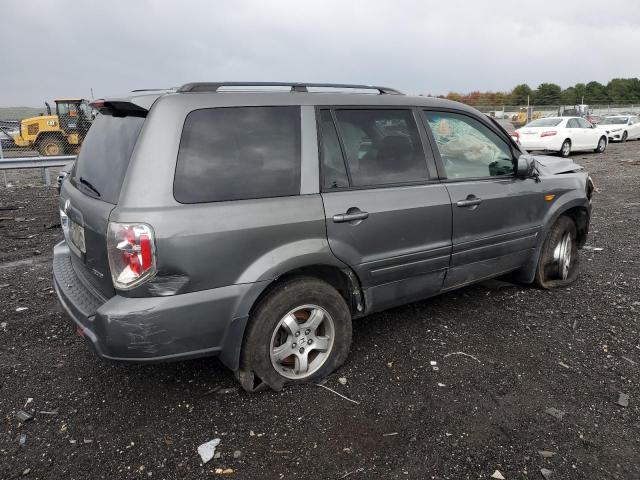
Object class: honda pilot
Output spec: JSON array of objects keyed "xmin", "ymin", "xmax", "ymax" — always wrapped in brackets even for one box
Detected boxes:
[{"xmin": 54, "ymin": 82, "xmax": 593, "ymax": 392}]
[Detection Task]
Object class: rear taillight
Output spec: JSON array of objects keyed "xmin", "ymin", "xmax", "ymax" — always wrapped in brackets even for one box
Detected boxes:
[
  {"xmin": 540, "ymin": 131, "xmax": 557, "ymax": 137},
  {"xmin": 107, "ymin": 222, "xmax": 156, "ymax": 289}
]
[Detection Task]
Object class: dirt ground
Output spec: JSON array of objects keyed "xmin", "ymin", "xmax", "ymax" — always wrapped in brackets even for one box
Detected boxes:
[{"xmin": 0, "ymin": 142, "xmax": 638, "ymax": 480}]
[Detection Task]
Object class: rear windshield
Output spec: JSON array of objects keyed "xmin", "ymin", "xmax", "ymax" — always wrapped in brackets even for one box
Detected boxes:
[
  {"xmin": 174, "ymin": 106, "xmax": 301, "ymax": 203},
  {"xmin": 599, "ymin": 117, "xmax": 628, "ymax": 125},
  {"xmin": 70, "ymin": 114, "xmax": 144, "ymax": 203},
  {"xmin": 524, "ymin": 118, "xmax": 562, "ymax": 128}
]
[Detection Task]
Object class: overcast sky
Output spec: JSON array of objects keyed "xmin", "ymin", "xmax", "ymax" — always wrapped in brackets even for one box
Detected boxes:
[{"xmin": 2, "ymin": 0, "xmax": 639, "ymax": 106}]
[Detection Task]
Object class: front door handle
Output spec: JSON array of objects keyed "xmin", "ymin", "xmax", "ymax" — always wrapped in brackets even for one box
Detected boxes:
[
  {"xmin": 333, "ymin": 210, "xmax": 369, "ymax": 223},
  {"xmin": 456, "ymin": 196, "xmax": 483, "ymax": 208}
]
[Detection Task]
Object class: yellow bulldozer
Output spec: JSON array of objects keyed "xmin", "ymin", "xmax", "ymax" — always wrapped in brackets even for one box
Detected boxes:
[
  {"xmin": 11, "ymin": 99, "xmax": 94, "ymax": 156},
  {"xmin": 511, "ymin": 107, "xmax": 544, "ymax": 128}
]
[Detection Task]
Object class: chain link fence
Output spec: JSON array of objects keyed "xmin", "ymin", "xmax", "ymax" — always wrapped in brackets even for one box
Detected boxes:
[
  {"xmin": 0, "ymin": 100, "xmax": 93, "ymax": 160},
  {"xmin": 475, "ymin": 104, "xmax": 640, "ymax": 126}
]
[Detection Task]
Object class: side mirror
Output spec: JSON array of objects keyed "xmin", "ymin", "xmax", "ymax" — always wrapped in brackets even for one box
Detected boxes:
[{"xmin": 516, "ymin": 155, "xmax": 535, "ymax": 179}]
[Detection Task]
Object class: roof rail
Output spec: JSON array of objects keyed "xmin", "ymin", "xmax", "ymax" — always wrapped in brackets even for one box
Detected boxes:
[
  {"xmin": 176, "ymin": 82, "xmax": 403, "ymax": 95},
  {"xmin": 130, "ymin": 88, "xmax": 175, "ymax": 93}
]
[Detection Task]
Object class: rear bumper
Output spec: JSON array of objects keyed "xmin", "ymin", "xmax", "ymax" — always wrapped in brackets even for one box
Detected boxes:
[
  {"xmin": 518, "ymin": 136, "xmax": 563, "ymax": 152},
  {"xmin": 53, "ymin": 241, "xmax": 253, "ymax": 363}
]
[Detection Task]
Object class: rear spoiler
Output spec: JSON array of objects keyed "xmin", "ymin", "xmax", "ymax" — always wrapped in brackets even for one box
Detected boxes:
[{"xmin": 90, "ymin": 99, "xmax": 148, "ymax": 117}]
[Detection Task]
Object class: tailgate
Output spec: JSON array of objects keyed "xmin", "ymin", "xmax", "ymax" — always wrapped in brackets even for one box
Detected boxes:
[{"xmin": 59, "ymin": 108, "xmax": 146, "ymax": 298}]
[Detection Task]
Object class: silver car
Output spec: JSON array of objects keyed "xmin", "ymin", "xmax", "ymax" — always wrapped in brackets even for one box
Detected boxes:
[{"xmin": 53, "ymin": 82, "xmax": 593, "ymax": 391}]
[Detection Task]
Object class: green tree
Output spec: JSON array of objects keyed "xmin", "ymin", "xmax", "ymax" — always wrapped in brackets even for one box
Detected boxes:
[
  {"xmin": 511, "ymin": 84, "xmax": 532, "ymax": 105},
  {"xmin": 560, "ymin": 87, "xmax": 577, "ymax": 104},
  {"xmin": 585, "ymin": 81, "xmax": 608, "ymax": 104},
  {"xmin": 533, "ymin": 83, "xmax": 562, "ymax": 105},
  {"xmin": 606, "ymin": 78, "xmax": 640, "ymax": 103},
  {"xmin": 573, "ymin": 83, "xmax": 587, "ymax": 104}
]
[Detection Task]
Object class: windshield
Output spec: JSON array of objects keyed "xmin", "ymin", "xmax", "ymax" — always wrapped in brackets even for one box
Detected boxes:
[
  {"xmin": 70, "ymin": 114, "xmax": 144, "ymax": 203},
  {"xmin": 524, "ymin": 118, "xmax": 563, "ymax": 128},
  {"xmin": 599, "ymin": 117, "xmax": 628, "ymax": 125}
]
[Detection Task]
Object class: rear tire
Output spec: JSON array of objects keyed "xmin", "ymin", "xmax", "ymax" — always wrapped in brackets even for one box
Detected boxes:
[
  {"xmin": 594, "ymin": 136, "xmax": 607, "ymax": 153},
  {"xmin": 37, "ymin": 135, "xmax": 65, "ymax": 156},
  {"xmin": 237, "ymin": 277, "xmax": 352, "ymax": 392},
  {"xmin": 534, "ymin": 215, "xmax": 580, "ymax": 289},
  {"xmin": 559, "ymin": 139, "xmax": 571, "ymax": 157}
]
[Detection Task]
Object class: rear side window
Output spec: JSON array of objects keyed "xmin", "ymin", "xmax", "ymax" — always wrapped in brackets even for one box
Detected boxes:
[
  {"xmin": 319, "ymin": 110, "xmax": 349, "ymax": 189},
  {"xmin": 332, "ymin": 109, "xmax": 428, "ymax": 187},
  {"xmin": 174, "ymin": 106, "xmax": 301, "ymax": 203},
  {"xmin": 71, "ymin": 114, "xmax": 145, "ymax": 204}
]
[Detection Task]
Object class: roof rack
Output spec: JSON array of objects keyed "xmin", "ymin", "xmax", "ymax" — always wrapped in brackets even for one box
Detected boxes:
[{"xmin": 176, "ymin": 82, "xmax": 403, "ymax": 95}]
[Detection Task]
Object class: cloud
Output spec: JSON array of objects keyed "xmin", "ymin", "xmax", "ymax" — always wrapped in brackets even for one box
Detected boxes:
[{"xmin": 1, "ymin": 0, "xmax": 639, "ymax": 105}]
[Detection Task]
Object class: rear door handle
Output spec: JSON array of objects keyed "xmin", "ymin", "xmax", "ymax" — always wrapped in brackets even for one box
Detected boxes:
[
  {"xmin": 456, "ymin": 196, "xmax": 483, "ymax": 208},
  {"xmin": 333, "ymin": 210, "xmax": 369, "ymax": 223}
]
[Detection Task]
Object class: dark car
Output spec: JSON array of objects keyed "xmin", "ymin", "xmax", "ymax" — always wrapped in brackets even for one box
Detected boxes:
[{"xmin": 53, "ymin": 82, "xmax": 593, "ymax": 392}]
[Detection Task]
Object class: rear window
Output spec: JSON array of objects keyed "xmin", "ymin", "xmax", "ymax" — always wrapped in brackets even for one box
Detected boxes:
[
  {"xmin": 174, "ymin": 106, "xmax": 301, "ymax": 203},
  {"xmin": 524, "ymin": 118, "xmax": 562, "ymax": 128},
  {"xmin": 71, "ymin": 114, "xmax": 144, "ymax": 204}
]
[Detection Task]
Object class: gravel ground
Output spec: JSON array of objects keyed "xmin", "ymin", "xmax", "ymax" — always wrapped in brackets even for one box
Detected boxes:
[{"xmin": 0, "ymin": 142, "xmax": 639, "ymax": 480}]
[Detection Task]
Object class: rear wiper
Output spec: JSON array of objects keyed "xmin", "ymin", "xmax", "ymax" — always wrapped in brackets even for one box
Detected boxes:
[{"xmin": 79, "ymin": 177, "xmax": 101, "ymax": 197}]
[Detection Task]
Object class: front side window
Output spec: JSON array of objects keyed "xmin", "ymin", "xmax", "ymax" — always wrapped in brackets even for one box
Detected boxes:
[
  {"xmin": 577, "ymin": 118, "xmax": 592, "ymax": 128},
  {"xmin": 423, "ymin": 111, "xmax": 514, "ymax": 179},
  {"xmin": 332, "ymin": 109, "xmax": 428, "ymax": 187},
  {"xmin": 174, "ymin": 106, "xmax": 301, "ymax": 203}
]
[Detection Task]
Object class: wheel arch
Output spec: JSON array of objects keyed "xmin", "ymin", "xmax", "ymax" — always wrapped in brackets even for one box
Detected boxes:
[
  {"xmin": 219, "ymin": 263, "xmax": 363, "ymax": 371},
  {"xmin": 513, "ymin": 198, "xmax": 590, "ymax": 284}
]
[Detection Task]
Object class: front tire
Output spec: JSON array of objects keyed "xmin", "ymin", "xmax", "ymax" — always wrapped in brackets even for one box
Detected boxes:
[
  {"xmin": 534, "ymin": 215, "xmax": 580, "ymax": 289},
  {"xmin": 621, "ymin": 131, "xmax": 628, "ymax": 142},
  {"xmin": 37, "ymin": 135, "xmax": 65, "ymax": 156},
  {"xmin": 559, "ymin": 139, "xmax": 571, "ymax": 157},
  {"xmin": 594, "ymin": 136, "xmax": 607, "ymax": 153},
  {"xmin": 237, "ymin": 277, "xmax": 352, "ymax": 392}
]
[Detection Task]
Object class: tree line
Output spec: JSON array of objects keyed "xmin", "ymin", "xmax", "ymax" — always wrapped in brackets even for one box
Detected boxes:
[{"xmin": 442, "ymin": 78, "xmax": 640, "ymax": 106}]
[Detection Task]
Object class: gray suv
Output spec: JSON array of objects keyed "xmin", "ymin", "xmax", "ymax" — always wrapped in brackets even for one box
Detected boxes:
[{"xmin": 54, "ymin": 82, "xmax": 593, "ymax": 392}]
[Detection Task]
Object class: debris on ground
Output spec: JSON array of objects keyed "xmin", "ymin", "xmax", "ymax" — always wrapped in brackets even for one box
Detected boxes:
[
  {"xmin": 38, "ymin": 408, "xmax": 59, "ymax": 415},
  {"xmin": 538, "ymin": 450, "xmax": 556, "ymax": 458},
  {"xmin": 339, "ymin": 467, "xmax": 364, "ymax": 478},
  {"xmin": 315, "ymin": 383, "xmax": 360, "ymax": 405},
  {"xmin": 382, "ymin": 432, "xmax": 398, "ymax": 436},
  {"xmin": 491, "ymin": 470, "xmax": 506, "ymax": 479},
  {"xmin": 15, "ymin": 410, "xmax": 34, "ymax": 422},
  {"xmin": 22, "ymin": 468, "xmax": 31, "ymax": 476},
  {"xmin": 18, "ymin": 433, "xmax": 27, "ymax": 446},
  {"xmin": 437, "ymin": 382, "xmax": 446, "ymax": 387},
  {"xmin": 15, "ymin": 307, "xmax": 28, "ymax": 312},
  {"xmin": 545, "ymin": 407, "xmax": 565, "ymax": 420},
  {"xmin": 214, "ymin": 468, "xmax": 234, "ymax": 475},
  {"xmin": 216, "ymin": 388, "xmax": 237, "ymax": 395},
  {"xmin": 558, "ymin": 362, "xmax": 570, "ymax": 369},
  {"xmin": 233, "ymin": 450, "xmax": 242, "ymax": 459},
  {"xmin": 444, "ymin": 351, "xmax": 481, "ymax": 363},
  {"xmin": 338, "ymin": 376, "xmax": 347, "ymax": 385},
  {"xmin": 621, "ymin": 356, "xmax": 637, "ymax": 365},
  {"xmin": 540, "ymin": 467, "xmax": 553, "ymax": 479},
  {"xmin": 0, "ymin": 322, "xmax": 7, "ymax": 331},
  {"xmin": 617, "ymin": 393, "xmax": 630, "ymax": 408},
  {"xmin": 197, "ymin": 438, "xmax": 221, "ymax": 464},
  {"xmin": 582, "ymin": 246, "xmax": 604, "ymax": 252}
]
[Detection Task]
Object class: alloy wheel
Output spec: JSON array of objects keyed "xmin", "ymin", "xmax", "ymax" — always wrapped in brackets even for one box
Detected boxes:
[{"xmin": 269, "ymin": 305, "xmax": 335, "ymax": 380}]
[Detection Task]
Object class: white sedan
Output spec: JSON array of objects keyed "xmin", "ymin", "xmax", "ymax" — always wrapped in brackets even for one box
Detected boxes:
[
  {"xmin": 511, "ymin": 117, "xmax": 607, "ymax": 157},
  {"xmin": 595, "ymin": 115, "xmax": 640, "ymax": 142}
]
